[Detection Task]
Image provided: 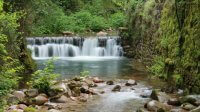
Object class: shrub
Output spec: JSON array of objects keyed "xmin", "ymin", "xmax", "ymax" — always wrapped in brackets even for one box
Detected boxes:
[
  {"xmin": 109, "ymin": 12, "xmax": 126, "ymax": 29},
  {"xmin": 28, "ymin": 59, "xmax": 59, "ymax": 94}
]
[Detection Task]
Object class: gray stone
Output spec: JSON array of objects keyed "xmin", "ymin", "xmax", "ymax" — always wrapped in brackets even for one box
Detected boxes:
[
  {"xmin": 44, "ymin": 102, "xmax": 61, "ymax": 109},
  {"xmin": 31, "ymin": 94, "xmax": 48, "ymax": 105},
  {"xmin": 51, "ymin": 95, "xmax": 68, "ymax": 103},
  {"xmin": 25, "ymin": 89, "xmax": 38, "ymax": 97},
  {"xmin": 13, "ymin": 91, "xmax": 26, "ymax": 101},
  {"xmin": 147, "ymin": 100, "xmax": 172, "ymax": 111},
  {"xmin": 18, "ymin": 104, "xmax": 27, "ymax": 110}
]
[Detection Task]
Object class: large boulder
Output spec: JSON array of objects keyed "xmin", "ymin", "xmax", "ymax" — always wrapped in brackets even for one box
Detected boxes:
[
  {"xmin": 13, "ymin": 91, "xmax": 26, "ymax": 102},
  {"xmin": 25, "ymin": 89, "xmax": 39, "ymax": 98},
  {"xmin": 30, "ymin": 94, "xmax": 48, "ymax": 105},
  {"xmin": 125, "ymin": 79, "xmax": 137, "ymax": 86},
  {"xmin": 96, "ymin": 31, "xmax": 108, "ymax": 36},
  {"xmin": 51, "ymin": 95, "xmax": 68, "ymax": 103},
  {"xmin": 147, "ymin": 100, "xmax": 172, "ymax": 111},
  {"xmin": 112, "ymin": 85, "xmax": 121, "ymax": 92},
  {"xmin": 68, "ymin": 81, "xmax": 82, "ymax": 90},
  {"xmin": 150, "ymin": 90, "xmax": 170, "ymax": 103}
]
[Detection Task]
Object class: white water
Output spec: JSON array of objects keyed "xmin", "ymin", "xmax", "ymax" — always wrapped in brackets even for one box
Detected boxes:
[{"xmin": 27, "ymin": 36, "xmax": 123, "ymax": 59}]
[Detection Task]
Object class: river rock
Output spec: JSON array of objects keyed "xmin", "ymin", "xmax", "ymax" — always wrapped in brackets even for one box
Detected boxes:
[
  {"xmin": 30, "ymin": 94, "xmax": 48, "ymax": 105},
  {"xmin": 18, "ymin": 104, "xmax": 27, "ymax": 110},
  {"xmin": 51, "ymin": 83, "xmax": 67, "ymax": 93},
  {"xmin": 96, "ymin": 31, "xmax": 108, "ymax": 36},
  {"xmin": 181, "ymin": 103, "xmax": 196, "ymax": 111},
  {"xmin": 190, "ymin": 106, "xmax": 200, "ymax": 112},
  {"xmin": 150, "ymin": 90, "xmax": 170, "ymax": 103},
  {"xmin": 112, "ymin": 85, "xmax": 121, "ymax": 92},
  {"xmin": 168, "ymin": 98, "xmax": 181, "ymax": 106},
  {"xmin": 7, "ymin": 94, "xmax": 19, "ymax": 104},
  {"xmin": 25, "ymin": 89, "xmax": 38, "ymax": 97},
  {"xmin": 136, "ymin": 108, "xmax": 149, "ymax": 112},
  {"xmin": 13, "ymin": 91, "xmax": 26, "ymax": 102},
  {"xmin": 48, "ymin": 109, "xmax": 61, "ymax": 112},
  {"xmin": 68, "ymin": 81, "xmax": 82, "ymax": 90},
  {"xmin": 84, "ymin": 79, "xmax": 97, "ymax": 87},
  {"xmin": 106, "ymin": 80, "xmax": 114, "ymax": 85},
  {"xmin": 147, "ymin": 100, "xmax": 172, "ymax": 111},
  {"xmin": 125, "ymin": 79, "xmax": 137, "ymax": 86},
  {"xmin": 51, "ymin": 95, "xmax": 68, "ymax": 103},
  {"xmin": 93, "ymin": 77, "xmax": 104, "ymax": 83}
]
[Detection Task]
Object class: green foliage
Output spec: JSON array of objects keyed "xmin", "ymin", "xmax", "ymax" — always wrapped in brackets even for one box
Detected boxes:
[
  {"xmin": 109, "ymin": 12, "xmax": 126, "ymax": 29},
  {"xmin": 80, "ymin": 70, "xmax": 90, "ymax": 77},
  {"xmin": 28, "ymin": 59, "xmax": 59, "ymax": 94}
]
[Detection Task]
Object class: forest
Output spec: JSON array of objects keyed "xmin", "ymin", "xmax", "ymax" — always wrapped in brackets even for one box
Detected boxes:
[{"xmin": 0, "ymin": 0, "xmax": 200, "ymax": 112}]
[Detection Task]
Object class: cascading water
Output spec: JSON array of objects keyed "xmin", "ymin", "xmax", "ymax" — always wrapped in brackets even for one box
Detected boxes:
[{"xmin": 27, "ymin": 36, "xmax": 123, "ymax": 59}]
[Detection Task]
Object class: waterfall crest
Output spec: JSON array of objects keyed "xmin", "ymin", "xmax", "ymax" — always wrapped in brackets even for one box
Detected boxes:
[{"xmin": 27, "ymin": 36, "xmax": 123, "ymax": 59}]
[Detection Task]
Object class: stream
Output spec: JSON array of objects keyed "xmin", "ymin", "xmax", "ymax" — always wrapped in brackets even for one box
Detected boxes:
[{"xmin": 27, "ymin": 36, "xmax": 162, "ymax": 112}]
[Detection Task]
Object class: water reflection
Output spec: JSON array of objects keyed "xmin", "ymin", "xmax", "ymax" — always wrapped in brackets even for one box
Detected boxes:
[{"xmin": 35, "ymin": 57, "xmax": 135, "ymax": 79}]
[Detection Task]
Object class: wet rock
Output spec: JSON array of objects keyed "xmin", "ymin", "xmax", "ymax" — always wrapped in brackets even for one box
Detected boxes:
[
  {"xmin": 96, "ymin": 31, "xmax": 108, "ymax": 36},
  {"xmin": 112, "ymin": 85, "xmax": 121, "ymax": 92},
  {"xmin": 30, "ymin": 94, "xmax": 48, "ymax": 105},
  {"xmin": 150, "ymin": 90, "xmax": 170, "ymax": 103},
  {"xmin": 150, "ymin": 90, "xmax": 159, "ymax": 100},
  {"xmin": 44, "ymin": 102, "xmax": 61, "ymax": 109},
  {"xmin": 147, "ymin": 100, "xmax": 172, "ymax": 111},
  {"xmin": 68, "ymin": 81, "xmax": 82, "ymax": 90},
  {"xmin": 140, "ymin": 92, "xmax": 151, "ymax": 98},
  {"xmin": 181, "ymin": 103, "xmax": 196, "ymax": 111},
  {"xmin": 106, "ymin": 80, "xmax": 114, "ymax": 85},
  {"xmin": 51, "ymin": 95, "xmax": 68, "ymax": 103},
  {"xmin": 84, "ymin": 79, "xmax": 97, "ymax": 87},
  {"xmin": 168, "ymin": 98, "xmax": 181, "ymax": 106},
  {"xmin": 93, "ymin": 77, "xmax": 104, "ymax": 83},
  {"xmin": 72, "ymin": 87, "xmax": 81, "ymax": 97},
  {"xmin": 13, "ymin": 91, "xmax": 26, "ymax": 101},
  {"xmin": 125, "ymin": 79, "xmax": 137, "ymax": 86},
  {"xmin": 48, "ymin": 109, "xmax": 61, "ymax": 112},
  {"xmin": 190, "ymin": 106, "xmax": 200, "ymax": 112},
  {"xmin": 18, "ymin": 104, "xmax": 27, "ymax": 110},
  {"xmin": 80, "ymin": 84, "xmax": 89, "ymax": 94},
  {"xmin": 25, "ymin": 89, "xmax": 38, "ymax": 97}
]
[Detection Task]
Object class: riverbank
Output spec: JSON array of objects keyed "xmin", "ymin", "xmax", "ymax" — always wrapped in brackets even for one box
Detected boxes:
[{"xmin": 6, "ymin": 76, "xmax": 200, "ymax": 112}]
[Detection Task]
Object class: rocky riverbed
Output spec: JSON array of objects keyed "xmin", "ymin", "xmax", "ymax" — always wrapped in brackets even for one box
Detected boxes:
[{"xmin": 6, "ymin": 76, "xmax": 200, "ymax": 112}]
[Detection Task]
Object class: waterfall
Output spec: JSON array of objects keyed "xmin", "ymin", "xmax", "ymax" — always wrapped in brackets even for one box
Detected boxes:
[{"xmin": 27, "ymin": 36, "xmax": 123, "ymax": 59}]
